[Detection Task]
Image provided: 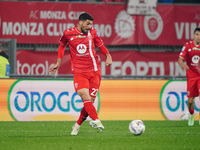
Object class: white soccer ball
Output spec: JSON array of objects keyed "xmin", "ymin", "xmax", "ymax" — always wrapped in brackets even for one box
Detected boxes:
[{"xmin": 129, "ymin": 120, "xmax": 145, "ymax": 135}]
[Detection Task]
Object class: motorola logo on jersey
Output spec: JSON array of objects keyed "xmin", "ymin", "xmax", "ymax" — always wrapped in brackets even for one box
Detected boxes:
[
  {"xmin": 192, "ymin": 55, "xmax": 199, "ymax": 63},
  {"xmin": 160, "ymin": 80, "xmax": 200, "ymax": 120},
  {"xmin": 144, "ymin": 11, "xmax": 163, "ymax": 40},
  {"xmin": 77, "ymin": 44, "xmax": 87, "ymax": 54},
  {"xmin": 8, "ymin": 80, "xmax": 100, "ymax": 121}
]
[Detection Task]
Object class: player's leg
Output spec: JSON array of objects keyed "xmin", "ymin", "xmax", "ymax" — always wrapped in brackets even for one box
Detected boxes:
[
  {"xmin": 88, "ymin": 71, "xmax": 104, "ymax": 131},
  {"xmin": 71, "ymin": 90, "xmax": 98, "ymax": 135},
  {"xmin": 71, "ymin": 72, "xmax": 102, "ymax": 135},
  {"xmin": 197, "ymin": 79, "xmax": 200, "ymax": 125},
  {"xmin": 187, "ymin": 79, "xmax": 197, "ymax": 126},
  {"xmin": 89, "ymin": 93, "xmax": 104, "ymax": 131},
  {"xmin": 77, "ymin": 87, "xmax": 105, "ymax": 131},
  {"xmin": 77, "ymin": 107, "xmax": 88, "ymax": 125},
  {"xmin": 75, "ymin": 95, "xmax": 95, "ymax": 127},
  {"xmin": 188, "ymin": 97, "xmax": 195, "ymax": 114},
  {"xmin": 188, "ymin": 97, "xmax": 195, "ymax": 126},
  {"xmin": 71, "ymin": 73, "xmax": 90, "ymax": 135},
  {"xmin": 77, "ymin": 88, "xmax": 99, "ymax": 120},
  {"xmin": 71, "ymin": 105, "xmax": 89, "ymax": 135},
  {"xmin": 198, "ymin": 95, "xmax": 200, "ymax": 125}
]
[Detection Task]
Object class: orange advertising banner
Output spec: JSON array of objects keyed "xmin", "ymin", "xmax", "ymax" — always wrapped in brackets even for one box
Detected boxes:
[
  {"xmin": 99, "ymin": 80, "xmax": 167, "ymax": 120},
  {"xmin": 0, "ymin": 79, "xmax": 169, "ymax": 121},
  {"xmin": 0, "ymin": 79, "xmax": 16, "ymax": 121}
]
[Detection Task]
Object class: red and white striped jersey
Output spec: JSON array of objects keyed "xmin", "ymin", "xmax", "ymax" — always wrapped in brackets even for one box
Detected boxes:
[{"xmin": 59, "ymin": 27, "xmax": 104, "ymax": 73}]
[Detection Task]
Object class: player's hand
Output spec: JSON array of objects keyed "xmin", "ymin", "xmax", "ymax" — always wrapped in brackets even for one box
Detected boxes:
[
  {"xmin": 106, "ymin": 54, "xmax": 112, "ymax": 67},
  {"xmin": 182, "ymin": 64, "xmax": 189, "ymax": 70},
  {"xmin": 49, "ymin": 58, "xmax": 62, "ymax": 75},
  {"xmin": 49, "ymin": 64, "xmax": 59, "ymax": 75}
]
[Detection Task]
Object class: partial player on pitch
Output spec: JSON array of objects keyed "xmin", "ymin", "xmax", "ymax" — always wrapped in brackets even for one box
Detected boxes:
[{"xmin": 178, "ymin": 27, "xmax": 200, "ymax": 126}]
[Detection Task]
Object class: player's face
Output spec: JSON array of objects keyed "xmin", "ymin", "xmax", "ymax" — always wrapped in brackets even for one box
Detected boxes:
[
  {"xmin": 193, "ymin": 31, "xmax": 200, "ymax": 45},
  {"xmin": 80, "ymin": 20, "xmax": 93, "ymax": 34}
]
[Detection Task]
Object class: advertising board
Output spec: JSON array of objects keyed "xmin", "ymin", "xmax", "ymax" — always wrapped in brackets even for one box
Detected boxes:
[{"xmin": 1, "ymin": 79, "xmax": 199, "ymax": 121}]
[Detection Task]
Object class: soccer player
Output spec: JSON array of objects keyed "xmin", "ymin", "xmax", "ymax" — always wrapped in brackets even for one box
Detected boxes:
[
  {"xmin": 49, "ymin": 13, "xmax": 112, "ymax": 135},
  {"xmin": 178, "ymin": 27, "xmax": 200, "ymax": 126}
]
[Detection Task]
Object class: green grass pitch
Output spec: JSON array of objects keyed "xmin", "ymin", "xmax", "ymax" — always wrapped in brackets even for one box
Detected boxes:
[{"xmin": 0, "ymin": 120, "xmax": 199, "ymax": 150}]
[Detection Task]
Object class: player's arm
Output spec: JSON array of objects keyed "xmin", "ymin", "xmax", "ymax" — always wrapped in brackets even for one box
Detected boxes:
[
  {"xmin": 99, "ymin": 45, "xmax": 112, "ymax": 66},
  {"xmin": 49, "ymin": 44, "xmax": 65, "ymax": 75},
  {"xmin": 93, "ymin": 28, "xmax": 112, "ymax": 67},
  {"xmin": 178, "ymin": 57, "xmax": 189, "ymax": 70}
]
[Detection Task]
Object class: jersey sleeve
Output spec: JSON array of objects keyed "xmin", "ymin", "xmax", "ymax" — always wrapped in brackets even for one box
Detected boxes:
[
  {"xmin": 99, "ymin": 45, "xmax": 109, "ymax": 56},
  {"xmin": 59, "ymin": 30, "xmax": 68, "ymax": 46},
  {"xmin": 92, "ymin": 28, "xmax": 104, "ymax": 48},
  {"xmin": 179, "ymin": 42, "xmax": 189, "ymax": 59},
  {"xmin": 58, "ymin": 30, "xmax": 69, "ymax": 58},
  {"xmin": 58, "ymin": 44, "xmax": 65, "ymax": 59}
]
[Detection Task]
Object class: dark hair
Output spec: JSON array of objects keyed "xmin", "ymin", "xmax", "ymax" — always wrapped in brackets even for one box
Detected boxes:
[
  {"xmin": 79, "ymin": 13, "xmax": 94, "ymax": 21},
  {"xmin": 0, "ymin": 43, "xmax": 2, "ymax": 50},
  {"xmin": 194, "ymin": 27, "xmax": 200, "ymax": 33}
]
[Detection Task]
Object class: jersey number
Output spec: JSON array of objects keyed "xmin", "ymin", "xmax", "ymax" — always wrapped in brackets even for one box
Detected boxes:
[{"xmin": 91, "ymin": 88, "xmax": 98, "ymax": 97}]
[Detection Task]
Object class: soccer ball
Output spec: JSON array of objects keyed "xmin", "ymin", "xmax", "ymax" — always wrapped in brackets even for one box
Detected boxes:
[{"xmin": 129, "ymin": 120, "xmax": 145, "ymax": 135}]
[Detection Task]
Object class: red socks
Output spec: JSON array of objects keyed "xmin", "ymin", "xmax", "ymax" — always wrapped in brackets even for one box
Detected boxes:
[
  {"xmin": 77, "ymin": 107, "xmax": 88, "ymax": 125},
  {"xmin": 83, "ymin": 100, "xmax": 98, "ymax": 120},
  {"xmin": 189, "ymin": 108, "xmax": 194, "ymax": 114}
]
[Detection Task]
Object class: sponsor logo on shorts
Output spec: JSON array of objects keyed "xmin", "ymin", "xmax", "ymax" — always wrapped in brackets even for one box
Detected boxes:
[{"xmin": 75, "ymin": 83, "xmax": 78, "ymax": 89}]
